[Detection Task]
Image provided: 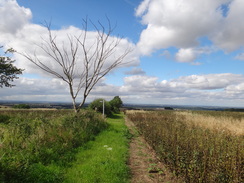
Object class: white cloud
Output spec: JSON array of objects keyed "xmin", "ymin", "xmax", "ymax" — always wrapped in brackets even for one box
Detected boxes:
[
  {"xmin": 2, "ymin": 73, "xmax": 244, "ymax": 107},
  {"xmin": 175, "ymin": 47, "xmax": 214, "ymax": 63},
  {"xmin": 212, "ymin": 0, "xmax": 244, "ymax": 51},
  {"xmin": 118, "ymin": 73, "xmax": 244, "ymax": 106},
  {"xmin": 136, "ymin": 0, "xmax": 244, "ymax": 62},
  {"xmin": 135, "ymin": 0, "xmax": 151, "ymax": 17},
  {"xmin": 0, "ymin": 0, "xmax": 32, "ymax": 34},
  {"xmin": 175, "ymin": 48, "xmax": 197, "ymax": 63},
  {"xmin": 171, "ymin": 73, "xmax": 244, "ymax": 90}
]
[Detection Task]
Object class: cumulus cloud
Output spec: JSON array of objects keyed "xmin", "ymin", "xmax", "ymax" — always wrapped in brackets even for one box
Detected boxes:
[
  {"xmin": 2, "ymin": 73, "xmax": 244, "ymax": 106},
  {"xmin": 118, "ymin": 73, "xmax": 244, "ymax": 106},
  {"xmin": 0, "ymin": 0, "xmax": 32, "ymax": 34},
  {"xmin": 212, "ymin": 0, "xmax": 244, "ymax": 51},
  {"xmin": 0, "ymin": 77, "xmax": 69, "ymax": 101},
  {"xmin": 136, "ymin": 0, "xmax": 244, "ymax": 63},
  {"xmin": 175, "ymin": 47, "xmax": 213, "ymax": 64}
]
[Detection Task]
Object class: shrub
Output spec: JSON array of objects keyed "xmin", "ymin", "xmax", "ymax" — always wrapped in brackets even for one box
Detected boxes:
[
  {"xmin": 109, "ymin": 96, "xmax": 123, "ymax": 113},
  {"xmin": 89, "ymin": 98, "xmax": 112, "ymax": 116}
]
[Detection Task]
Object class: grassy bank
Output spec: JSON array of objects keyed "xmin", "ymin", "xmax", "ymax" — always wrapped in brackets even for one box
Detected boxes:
[
  {"xmin": 127, "ymin": 110, "xmax": 244, "ymax": 183},
  {"xmin": 64, "ymin": 113, "xmax": 130, "ymax": 183},
  {"xmin": 0, "ymin": 110, "xmax": 107, "ymax": 182}
]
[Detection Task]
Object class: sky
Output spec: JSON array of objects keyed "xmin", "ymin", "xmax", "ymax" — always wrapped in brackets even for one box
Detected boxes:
[{"xmin": 1, "ymin": 0, "xmax": 244, "ymax": 107}]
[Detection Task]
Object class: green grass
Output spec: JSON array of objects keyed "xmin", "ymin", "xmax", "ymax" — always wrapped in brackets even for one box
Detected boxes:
[{"xmin": 63, "ymin": 113, "xmax": 130, "ymax": 183}]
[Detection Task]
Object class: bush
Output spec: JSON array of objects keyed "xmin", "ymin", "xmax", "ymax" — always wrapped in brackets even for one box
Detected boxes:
[
  {"xmin": 89, "ymin": 98, "xmax": 112, "ymax": 116},
  {"xmin": 109, "ymin": 96, "xmax": 123, "ymax": 113}
]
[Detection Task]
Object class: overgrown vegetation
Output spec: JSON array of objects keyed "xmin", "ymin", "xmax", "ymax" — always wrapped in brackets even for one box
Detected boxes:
[
  {"xmin": 0, "ymin": 109, "xmax": 107, "ymax": 182},
  {"xmin": 127, "ymin": 110, "xmax": 244, "ymax": 183}
]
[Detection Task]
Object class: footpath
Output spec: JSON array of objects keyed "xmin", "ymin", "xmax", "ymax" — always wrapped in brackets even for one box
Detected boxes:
[
  {"xmin": 63, "ymin": 113, "xmax": 179, "ymax": 183},
  {"xmin": 125, "ymin": 117, "xmax": 180, "ymax": 183}
]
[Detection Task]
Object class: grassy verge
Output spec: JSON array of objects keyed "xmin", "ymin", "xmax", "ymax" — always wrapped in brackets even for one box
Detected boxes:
[
  {"xmin": 0, "ymin": 110, "xmax": 107, "ymax": 182},
  {"xmin": 64, "ymin": 113, "xmax": 130, "ymax": 183}
]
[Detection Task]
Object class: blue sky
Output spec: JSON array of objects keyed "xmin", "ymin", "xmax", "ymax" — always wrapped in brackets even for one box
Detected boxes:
[{"xmin": 1, "ymin": 0, "xmax": 244, "ymax": 107}]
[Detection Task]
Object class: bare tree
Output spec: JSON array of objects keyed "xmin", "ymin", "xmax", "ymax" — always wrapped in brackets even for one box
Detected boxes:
[{"xmin": 17, "ymin": 19, "xmax": 132, "ymax": 113}]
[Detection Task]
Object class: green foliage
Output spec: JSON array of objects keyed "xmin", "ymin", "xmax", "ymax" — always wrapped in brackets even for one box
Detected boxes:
[
  {"xmin": 12, "ymin": 104, "xmax": 31, "ymax": 109},
  {"xmin": 127, "ymin": 111, "xmax": 244, "ymax": 183},
  {"xmin": 109, "ymin": 96, "xmax": 123, "ymax": 113},
  {"xmin": 89, "ymin": 96, "xmax": 123, "ymax": 116},
  {"xmin": 89, "ymin": 98, "xmax": 112, "ymax": 116},
  {"xmin": 0, "ymin": 56, "xmax": 23, "ymax": 88},
  {"xmin": 0, "ymin": 109, "xmax": 107, "ymax": 182}
]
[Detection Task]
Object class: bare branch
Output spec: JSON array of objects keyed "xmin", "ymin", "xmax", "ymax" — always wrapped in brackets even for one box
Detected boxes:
[{"xmin": 17, "ymin": 18, "xmax": 133, "ymax": 113}]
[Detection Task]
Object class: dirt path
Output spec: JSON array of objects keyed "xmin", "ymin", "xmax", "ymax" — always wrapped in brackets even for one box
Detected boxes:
[{"xmin": 125, "ymin": 117, "xmax": 180, "ymax": 183}]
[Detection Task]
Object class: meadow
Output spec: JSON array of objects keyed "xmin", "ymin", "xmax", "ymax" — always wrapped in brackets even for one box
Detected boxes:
[
  {"xmin": 0, "ymin": 109, "xmax": 108, "ymax": 182},
  {"xmin": 126, "ymin": 110, "xmax": 244, "ymax": 183}
]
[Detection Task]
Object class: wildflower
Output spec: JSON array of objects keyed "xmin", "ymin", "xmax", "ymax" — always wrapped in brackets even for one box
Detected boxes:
[
  {"xmin": 107, "ymin": 147, "xmax": 112, "ymax": 151},
  {"xmin": 103, "ymin": 145, "xmax": 108, "ymax": 148}
]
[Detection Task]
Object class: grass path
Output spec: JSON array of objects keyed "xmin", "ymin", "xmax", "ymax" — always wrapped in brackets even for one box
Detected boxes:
[{"xmin": 63, "ymin": 113, "xmax": 130, "ymax": 183}]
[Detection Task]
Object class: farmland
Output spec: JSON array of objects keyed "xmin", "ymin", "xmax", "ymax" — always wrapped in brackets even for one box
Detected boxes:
[
  {"xmin": 126, "ymin": 110, "xmax": 244, "ymax": 183},
  {"xmin": 0, "ymin": 108, "xmax": 243, "ymax": 183}
]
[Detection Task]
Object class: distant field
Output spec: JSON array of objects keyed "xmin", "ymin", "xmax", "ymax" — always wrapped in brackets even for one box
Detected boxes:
[{"xmin": 127, "ymin": 110, "xmax": 244, "ymax": 183}]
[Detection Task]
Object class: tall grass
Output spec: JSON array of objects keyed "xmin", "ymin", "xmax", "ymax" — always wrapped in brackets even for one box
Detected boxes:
[
  {"xmin": 127, "ymin": 110, "xmax": 243, "ymax": 183},
  {"xmin": 0, "ymin": 109, "xmax": 107, "ymax": 182}
]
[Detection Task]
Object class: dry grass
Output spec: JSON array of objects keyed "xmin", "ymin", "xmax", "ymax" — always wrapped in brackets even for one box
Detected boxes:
[{"xmin": 175, "ymin": 111, "xmax": 244, "ymax": 136}]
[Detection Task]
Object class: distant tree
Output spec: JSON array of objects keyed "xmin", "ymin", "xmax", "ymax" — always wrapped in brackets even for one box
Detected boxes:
[
  {"xmin": 109, "ymin": 96, "xmax": 123, "ymax": 113},
  {"xmin": 0, "ymin": 47, "xmax": 23, "ymax": 88},
  {"xmin": 17, "ymin": 18, "xmax": 132, "ymax": 113},
  {"xmin": 12, "ymin": 104, "xmax": 30, "ymax": 109},
  {"xmin": 89, "ymin": 98, "xmax": 112, "ymax": 116}
]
